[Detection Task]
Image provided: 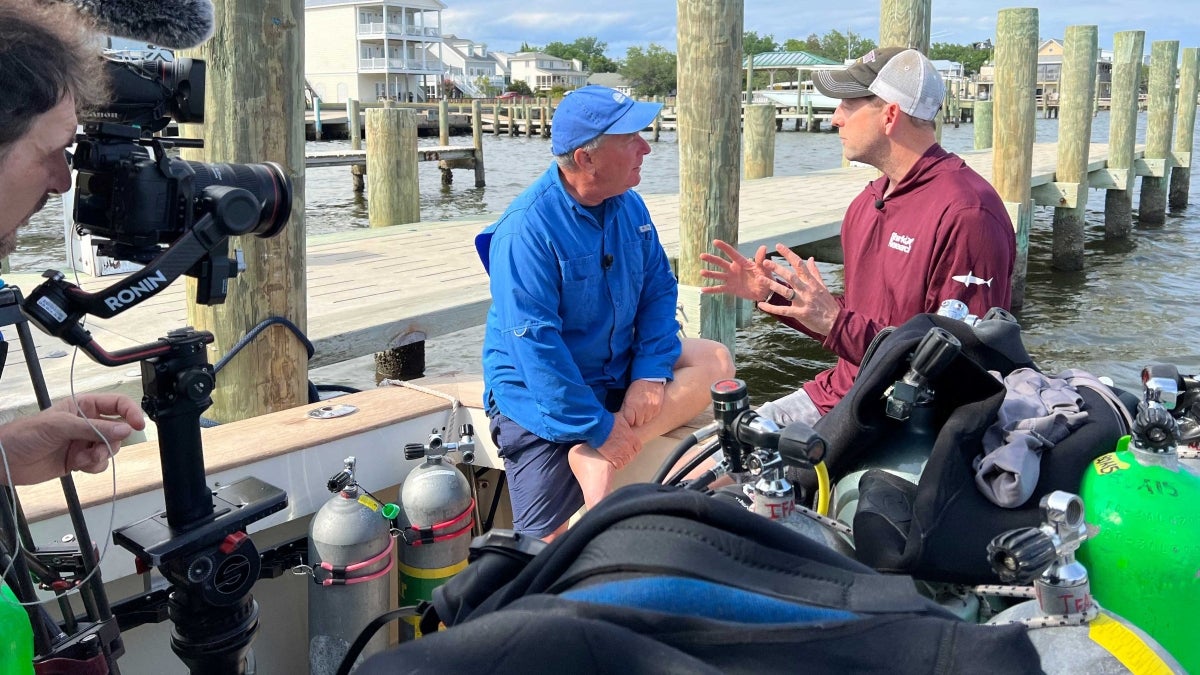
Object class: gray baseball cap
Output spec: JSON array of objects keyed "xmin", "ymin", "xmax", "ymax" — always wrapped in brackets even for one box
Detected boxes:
[{"xmin": 813, "ymin": 47, "xmax": 945, "ymax": 121}]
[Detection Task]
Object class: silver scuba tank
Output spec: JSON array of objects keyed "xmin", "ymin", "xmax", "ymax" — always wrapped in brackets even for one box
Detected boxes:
[
  {"xmin": 984, "ymin": 491, "xmax": 1184, "ymax": 674},
  {"xmin": 832, "ymin": 326, "xmax": 962, "ymax": 527},
  {"xmin": 397, "ymin": 427, "xmax": 476, "ymax": 638},
  {"xmin": 308, "ymin": 457, "xmax": 396, "ymax": 675}
]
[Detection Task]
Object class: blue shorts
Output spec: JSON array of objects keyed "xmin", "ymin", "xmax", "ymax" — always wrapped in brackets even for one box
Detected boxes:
[{"xmin": 489, "ymin": 413, "xmax": 584, "ymax": 538}]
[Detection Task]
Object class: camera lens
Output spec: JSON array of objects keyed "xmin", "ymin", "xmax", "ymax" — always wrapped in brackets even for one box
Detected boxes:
[{"xmin": 187, "ymin": 161, "xmax": 292, "ymax": 238}]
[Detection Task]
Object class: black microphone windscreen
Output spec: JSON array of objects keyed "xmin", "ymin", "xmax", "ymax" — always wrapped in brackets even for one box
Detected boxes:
[
  {"xmin": 874, "ymin": 199, "xmax": 885, "ymax": 210},
  {"xmin": 64, "ymin": 0, "xmax": 214, "ymax": 49}
]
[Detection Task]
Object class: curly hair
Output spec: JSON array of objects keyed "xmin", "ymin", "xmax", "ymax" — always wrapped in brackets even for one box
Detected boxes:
[{"xmin": 0, "ymin": 0, "xmax": 109, "ymax": 158}]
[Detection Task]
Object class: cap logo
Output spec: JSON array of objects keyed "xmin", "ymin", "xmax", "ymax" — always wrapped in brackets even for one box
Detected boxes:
[
  {"xmin": 612, "ymin": 91, "xmax": 627, "ymax": 104},
  {"xmin": 863, "ymin": 50, "xmax": 878, "ymax": 63}
]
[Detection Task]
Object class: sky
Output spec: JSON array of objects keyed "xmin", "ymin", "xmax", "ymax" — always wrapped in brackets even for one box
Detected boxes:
[{"xmin": 440, "ymin": 1, "xmax": 1199, "ymax": 60}]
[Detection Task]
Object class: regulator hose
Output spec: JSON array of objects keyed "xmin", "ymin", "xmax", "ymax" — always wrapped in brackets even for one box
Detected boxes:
[{"xmin": 651, "ymin": 421, "xmax": 720, "ymax": 484}]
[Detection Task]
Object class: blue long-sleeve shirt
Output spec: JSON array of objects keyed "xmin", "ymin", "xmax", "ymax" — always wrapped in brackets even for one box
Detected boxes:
[{"xmin": 476, "ymin": 163, "xmax": 681, "ymax": 448}]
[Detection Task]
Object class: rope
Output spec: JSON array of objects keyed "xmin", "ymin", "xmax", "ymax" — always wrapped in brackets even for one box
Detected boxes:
[
  {"xmin": 973, "ymin": 584, "xmax": 1100, "ymax": 629},
  {"xmin": 380, "ymin": 378, "xmax": 463, "ymax": 441}
]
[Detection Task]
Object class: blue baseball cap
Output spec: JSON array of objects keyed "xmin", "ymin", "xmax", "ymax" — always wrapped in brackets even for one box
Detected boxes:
[{"xmin": 550, "ymin": 86, "xmax": 663, "ymax": 156}]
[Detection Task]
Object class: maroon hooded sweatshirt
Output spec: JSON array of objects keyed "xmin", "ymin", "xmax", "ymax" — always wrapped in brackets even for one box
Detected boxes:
[{"xmin": 771, "ymin": 143, "xmax": 1015, "ymax": 414}]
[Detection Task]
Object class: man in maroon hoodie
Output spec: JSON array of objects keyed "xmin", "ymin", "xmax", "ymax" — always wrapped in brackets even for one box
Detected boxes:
[{"xmin": 701, "ymin": 47, "xmax": 1015, "ymax": 426}]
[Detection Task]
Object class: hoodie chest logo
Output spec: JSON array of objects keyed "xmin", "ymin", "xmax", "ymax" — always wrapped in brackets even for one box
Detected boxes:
[{"xmin": 888, "ymin": 231, "xmax": 915, "ymax": 254}]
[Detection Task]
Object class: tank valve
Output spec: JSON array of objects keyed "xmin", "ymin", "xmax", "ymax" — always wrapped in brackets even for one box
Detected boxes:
[
  {"xmin": 987, "ymin": 491, "xmax": 1092, "ymax": 617},
  {"xmin": 326, "ymin": 456, "xmax": 357, "ymax": 493},
  {"xmin": 885, "ymin": 327, "xmax": 961, "ymax": 421}
]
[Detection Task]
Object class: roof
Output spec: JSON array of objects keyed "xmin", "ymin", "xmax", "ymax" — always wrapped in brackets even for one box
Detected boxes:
[
  {"xmin": 742, "ymin": 51, "xmax": 841, "ymax": 69},
  {"xmin": 587, "ymin": 73, "xmax": 630, "ymax": 88},
  {"xmin": 305, "ymin": 0, "xmax": 446, "ymax": 9}
]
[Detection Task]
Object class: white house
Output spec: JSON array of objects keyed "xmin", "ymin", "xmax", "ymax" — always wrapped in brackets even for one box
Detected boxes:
[
  {"xmin": 438, "ymin": 35, "xmax": 505, "ymax": 97},
  {"xmin": 506, "ymin": 52, "xmax": 588, "ymax": 93},
  {"xmin": 304, "ymin": 0, "xmax": 446, "ymax": 103},
  {"xmin": 586, "ymin": 72, "xmax": 633, "ymax": 96}
]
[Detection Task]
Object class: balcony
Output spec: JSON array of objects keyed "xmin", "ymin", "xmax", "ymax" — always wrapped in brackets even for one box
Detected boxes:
[
  {"xmin": 359, "ymin": 57, "xmax": 442, "ymax": 74},
  {"xmin": 357, "ymin": 22, "xmax": 438, "ymax": 39}
]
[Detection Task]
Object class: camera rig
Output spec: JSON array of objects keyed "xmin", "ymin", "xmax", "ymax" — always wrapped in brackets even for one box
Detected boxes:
[{"xmin": 2, "ymin": 53, "xmax": 295, "ymax": 674}]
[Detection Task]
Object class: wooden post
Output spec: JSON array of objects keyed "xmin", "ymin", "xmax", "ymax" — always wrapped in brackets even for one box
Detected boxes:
[
  {"xmin": 974, "ymin": 99, "xmax": 993, "ymax": 149},
  {"xmin": 182, "ymin": 0, "xmax": 308, "ymax": 421},
  {"xmin": 677, "ymin": 0, "xmax": 742, "ymax": 350},
  {"xmin": 492, "ymin": 103, "xmax": 500, "ymax": 136},
  {"xmin": 1138, "ymin": 40, "xmax": 1180, "ymax": 225},
  {"xmin": 366, "ymin": 107, "xmax": 419, "ymax": 226},
  {"xmin": 652, "ymin": 96, "xmax": 662, "ymax": 142},
  {"xmin": 438, "ymin": 98, "xmax": 450, "ymax": 146},
  {"xmin": 472, "ymin": 99, "xmax": 485, "ymax": 187},
  {"xmin": 1050, "ymin": 25, "xmax": 1097, "ymax": 272},
  {"xmin": 508, "ymin": 104, "xmax": 516, "ymax": 137},
  {"xmin": 743, "ymin": 104, "xmax": 775, "ymax": 179},
  {"xmin": 313, "ymin": 97, "xmax": 323, "ymax": 140},
  {"xmin": 1169, "ymin": 47, "xmax": 1199, "ymax": 208},
  {"xmin": 541, "ymin": 105, "xmax": 550, "ymax": 138},
  {"xmin": 745, "ymin": 52, "xmax": 754, "ymax": 104},
  {"xmin": 349, "ymin": 98, "xmax": 362, "ymax": 150},
  {"xmin": 1104, "ymin": 30, "xmax": 1144, "ymax": 238},
  {"xmin": 525, "ymin": 104, "xmax": 535, "ymax": 137},
  {"xmin": 879, "ymin": 0, "xmax": 931, "ymax": 52},
  {"xmin": 993, "ymin": 8, "xmax": 1039, "ymax": 308}
]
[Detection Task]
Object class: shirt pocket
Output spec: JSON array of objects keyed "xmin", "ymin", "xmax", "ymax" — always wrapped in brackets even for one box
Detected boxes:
[{"xmin": 560, "ymin": 254, "xmax": 602, "ymax": 325}]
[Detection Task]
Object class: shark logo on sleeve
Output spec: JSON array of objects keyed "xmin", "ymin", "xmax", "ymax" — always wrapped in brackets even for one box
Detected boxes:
[{"xmin": 952, "ymin": 271, "xmax": 993, "ymax": 287}]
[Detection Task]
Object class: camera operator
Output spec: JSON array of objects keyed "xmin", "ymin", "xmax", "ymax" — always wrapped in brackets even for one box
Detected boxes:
[{"xmin": 0, "ymin": 0, "xmax": 146, "ymax": 487}]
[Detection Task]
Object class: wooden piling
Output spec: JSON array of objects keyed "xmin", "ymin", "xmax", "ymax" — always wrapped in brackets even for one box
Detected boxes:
[
  {"xmin": 366, "ymin": 107, "xmax": 419, "ymax": 226},
  {"xmin": 439, "ymin": 98, "xmax": 450, "ymax": 146},
  {"xmin": 652, "ymin": 96, "xmax": 662, "ymax": 142},
  {"xmin": 525, "ymin": 104, "xmax": 535, "ymax": 137},
  {"xmin": 1138, "ymin": 40, "xmax": 1180, "ymax": 225},
  {"xmin": 182, "ymin": 0, "xmax": 308, "ymax": 421},
  {"xmin": 879, "ymin": 0, "xmax": 931, "ymax": 52},
  {"xmin": 492, "ymin": 104, "xmax": 501, "ymax": 136},
  {"xmin": 1050, "ymin": 25, "xmax": 1098, "ymax": 272},
  {"xmin": 993, "ymin": 7, "xmax": 1039, "ymax": 307},
  {"xmin": 745, "ymin": 53, "xmax": 755, "ymax": 104},
  {"xmin": 314, "ymin": 98, "xmax": 323, "ymax": 140},
  {"xmin": 743, "ymin": 104, "xmax": 775, "ymax": 179},
  {"xmin": 974, "ymin": 100, "xmax": 993, "ymax": 149},
  {"xmin": 508, "ymin": 104, "xmax": 516, "ymax": 137},
  {"xmin": 349, "ymin": 98, "xmax": 362, "ymax": 151},
  {"xmin": 677, "ymin": 0, "xmax": 742, "ymax": 349},
  {"xmin": 1169, "ymin": 47, "xmax": 1199, "ymax": 208},
  {"xmin": 472, "ymin": 99, "xmax": 486, "ymax": 188},
  {"xmin": 1104, "ymin": 31, "xmax": 1144, "ymax": 238}
]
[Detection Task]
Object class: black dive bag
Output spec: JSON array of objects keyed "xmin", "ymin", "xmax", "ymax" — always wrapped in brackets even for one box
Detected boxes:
[
  {"xmin": 814, "ymin": 313, "xmax": 1127, "ymax": 583},
  {"xmin": 357, "ymin": 483, "xmax": 1042, "ymax": 674}
]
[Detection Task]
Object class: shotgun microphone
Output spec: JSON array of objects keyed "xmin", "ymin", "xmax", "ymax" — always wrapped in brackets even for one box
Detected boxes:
[{"xmin": 59, "ymin": 0, "xmax": 215, "ymax": 49}]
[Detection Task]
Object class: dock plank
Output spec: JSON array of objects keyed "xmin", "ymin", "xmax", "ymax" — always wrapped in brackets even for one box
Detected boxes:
[{"xmin": 0, "ymin": 142, "xmax": 1131, "ymax": 414}]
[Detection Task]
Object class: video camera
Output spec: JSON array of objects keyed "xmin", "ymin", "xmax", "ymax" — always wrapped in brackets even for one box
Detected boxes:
[{"xmin": 70, "ymin": 55, "xmax": 291, "ymax": 264}]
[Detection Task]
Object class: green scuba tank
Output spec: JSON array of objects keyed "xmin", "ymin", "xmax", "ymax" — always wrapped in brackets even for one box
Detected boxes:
[
  {"xmin": 0, "ymin": 581, "xmax": 34, "ymax": 675},
  {"xmin": 1078, "ymin": 417, "xmax": 1200, "ymax": 673}
]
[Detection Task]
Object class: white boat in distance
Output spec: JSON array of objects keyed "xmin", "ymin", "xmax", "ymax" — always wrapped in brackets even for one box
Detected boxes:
[{"xmin": 750, "ymin": 81, "xmax": 841, "ymax": 112}]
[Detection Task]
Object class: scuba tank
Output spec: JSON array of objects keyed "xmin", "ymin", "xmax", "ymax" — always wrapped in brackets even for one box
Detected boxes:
[
  {"xmin": 985, "ymin": 491, "xmax": 1183, "ymax": 673},
  {"xmin": 832, "ymin": 325, "xmax": 961, "ymax": 526},
  {"xmin": 308, "ymin": 457, "xmax": 397, "ymax": 675},
  {"xmin": 0, "ymin": 581, "xmax": 33, "ymax": 675},
  {"xmin": 397, "ymin": 426, "xmax": 476, "ymax": 638},
  {"xmin": 1077, "ymin": 367, "xmax": 1200, "ymax": 674}
]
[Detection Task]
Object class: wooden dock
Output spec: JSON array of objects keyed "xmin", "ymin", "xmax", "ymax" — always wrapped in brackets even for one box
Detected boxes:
[{"xmin": 0, "ymin": 141, "xmax": 1138, "ymax": 416}]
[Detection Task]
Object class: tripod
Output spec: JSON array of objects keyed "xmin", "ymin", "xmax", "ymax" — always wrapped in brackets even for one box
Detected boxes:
[{"xmin": 11, "ymin": 187, "xmax": 291, "ymax": 673}]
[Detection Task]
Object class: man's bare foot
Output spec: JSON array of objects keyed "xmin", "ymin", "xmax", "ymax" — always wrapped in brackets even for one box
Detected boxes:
[{"xmin": 568, "ymin": 443, "xmax": 616, "ymax": 510}]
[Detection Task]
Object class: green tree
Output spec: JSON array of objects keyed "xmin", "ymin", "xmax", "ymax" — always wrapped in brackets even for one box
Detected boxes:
[
  {"xmin": 783, "ymin": 36, "xmax": 822, "ymax": 54},
  {"xmin": 474, "ymin": 74, "xmax": 498, "ymax": 97},
  {"xmin": 743, "ymin": 31, "xmax": 778, "ymax": 56},
  {"xmin": 930, "ymin": 42, "xmax": 991, "ymax": 76},
  {"xmin": 619, "ymin": 43, "xmax": 677, "ymax": 97},
  {"xmin": 519, "ymin": 41, "xmax": 538, "ymax": 53},
  {"xmin": 806, "ymin": 29, "xmax": 875, "ymax": 62},
  {"xmin": 507, "ymin": 79, "xmax": 533, "ymax": 96},
  {"xmin": 542, "ymin": 36, "xmax": 618, "ymax": 73}
]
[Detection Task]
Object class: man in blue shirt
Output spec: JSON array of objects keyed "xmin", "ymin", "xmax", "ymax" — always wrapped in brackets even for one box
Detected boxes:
[{"xmin": 477, "ymin": 86, "xmax": 734, "ymax": 540}]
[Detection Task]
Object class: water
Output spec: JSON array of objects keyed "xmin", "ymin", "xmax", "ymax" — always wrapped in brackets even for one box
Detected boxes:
[{"xmin": 20, "ymin": 111, "xmax": 1200, "ymax": 401}]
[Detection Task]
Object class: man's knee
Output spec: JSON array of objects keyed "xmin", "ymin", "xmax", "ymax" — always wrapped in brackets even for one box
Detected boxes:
[{"xmin": 680, "ymin": 337, "xmax": 735, "ymax": 379}]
